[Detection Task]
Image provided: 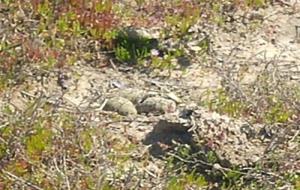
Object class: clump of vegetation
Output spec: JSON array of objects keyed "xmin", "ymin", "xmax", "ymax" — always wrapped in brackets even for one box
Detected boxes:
[
  {"xmin": 114, "ymin": 29, "xmax": 158, "ymax": 64},
  {"xmin": 203, "ymin": 72, "xmax": 300, "ymax": 124},
  {"xmin": 0, "ymin": 101, "xmax": 141, "ymax": 189}
]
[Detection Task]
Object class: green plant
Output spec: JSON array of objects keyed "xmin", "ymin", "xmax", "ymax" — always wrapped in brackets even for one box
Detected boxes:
[
  {"xmin": 25, "ymin": 121, "xmax": 53, "ymax": 160},
  {"xmin": 197, "ymin": 37, "xmax": 210, "ymax": 56},
  {"xmin": 78, "ymin": 129, "xmax": 94, "ymax": 153},
  {"xmin": 151, "ymin": 54, "xmax": 176, "ymax": 72},
  {"xmin": 292, "ymin": 174, "xmax": 300, "ymax": 189},
  {"xmin": 203, "ymin": 87, "xmax": 295, "ymax": 124},
  {"xmin": 220, "ymin": 168, "xmax": 243, "ymax": 189},
  {"xmin": 264, "ymin": 96, "xmax": 292, "ymax": 124},
  {"xmin": 115, "ymin": 45, "xmax": 132, "ymax": 62},
  {"xmin": 165, "ymin": 2, "xmax": 200, "ymax": 37},
  {"xmin": 246, "ymin": 0, "xmax": 266, "ymax": 8},
  {"xmin": 114, "ymin": 30, "xmax": 156, "ymax": 64},
  {"xmin": 135, "ymin": 0, "xmax": 146, "ymax": 9},
  {"xmin": 166, "ymin": 171, "xmax": 208, "ymax": 190},
  {"xmin": 211, "ymin": 2, "xmax": 225, "ymax": 26},
  {"xmin": 56, "ymin": 11, "xmax": 84, "ymax": 37},
  {"xmin": 0, "ymin": 41, "xmax": 22, "ymax": 91},
  {"xmin": 150, "ymin": 48, "xmax": 185, "ymax": 75},
  {"xmin": 203, "ymin": 88, "xmax": 246, "ymax": 118},
  {"xmin": 5, "ymin": 159, "xmax": 30, "ymax": 176},
  {"xmin": 36, "ymin": 0, "xmax": 53, "ymax": 19}
]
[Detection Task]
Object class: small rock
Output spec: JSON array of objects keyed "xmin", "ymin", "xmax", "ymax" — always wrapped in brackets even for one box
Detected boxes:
[{"xmin": 104, "ymin": 97, "xmax": 137, "ymax": 116}]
